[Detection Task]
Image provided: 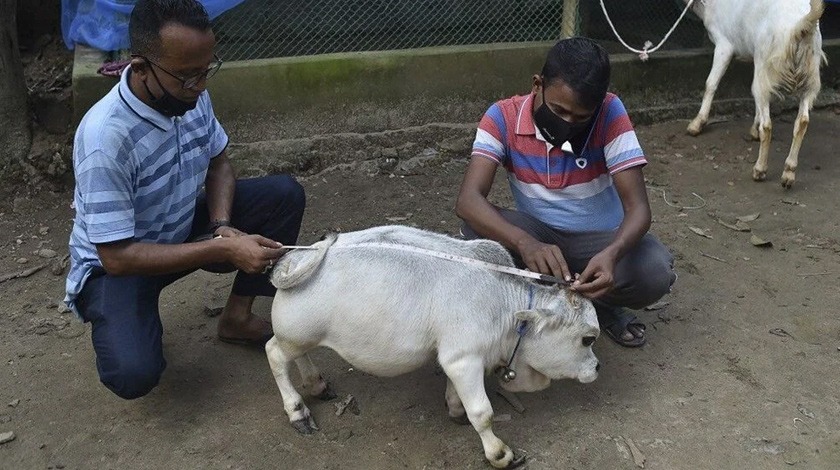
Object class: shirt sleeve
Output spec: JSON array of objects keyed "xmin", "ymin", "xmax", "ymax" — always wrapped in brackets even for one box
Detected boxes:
[
  {"xmin": 203, "ymin": 93, "xmax": 229, "ymax": 158},
  {"xmin": 471, "ymin": 103, "xmax": 507, "ymax": 165},
  {"xmin": 75, "ymin": 149, "xmax": 136, "ymax": 244},
  {"xmin": 602, "ymin": 95, "xmax": 647, "ymax": 174}
]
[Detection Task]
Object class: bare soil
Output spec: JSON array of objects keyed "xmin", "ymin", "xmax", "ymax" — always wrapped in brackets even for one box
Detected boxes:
[{"xmin": 1, "ymin": 109, "xmax": 839, "ymax": 470}]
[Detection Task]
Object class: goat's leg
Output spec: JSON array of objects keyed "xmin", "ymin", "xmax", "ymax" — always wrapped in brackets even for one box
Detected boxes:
[
  {"xmin": 749, "ymin": 102, "xmax": 761, "ymax": 141},
  {"xmin": 751, "ymin": 68, "xmax": 773, "ymax": 182},
  {"xmin": 442, "ymin": 358, "xmax": 522, "ymax": 469},
  {"xmin": 265, "ymin": 336, "xmax": 319, "ymax": 434},
  {"xmin": 781, "ymin": 87, "xmax": 818, "ymax": 188},
  {"xmin": 688, "ymin": 43, "xmax": 734, "ymax": 136},
  {"xmin": 295, "ymin": 354, "xmax": 336, "ymax": 400}
]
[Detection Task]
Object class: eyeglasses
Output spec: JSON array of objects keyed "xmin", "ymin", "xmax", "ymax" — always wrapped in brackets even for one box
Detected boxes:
[{"xmin": 133, "ymin": 53, "xmax": 223, "ymax": 90}]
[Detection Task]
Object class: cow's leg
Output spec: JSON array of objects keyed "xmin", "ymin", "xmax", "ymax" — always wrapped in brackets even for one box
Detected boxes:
[
  {"xmin": 688, "ymin": 43, "xmax": 734, "ymax": 136},
  {"xmin": 781, "ymin": 85, "xmax": 818, "ymax": 188},
  {"xmin": 751, "ymin": 66, "xmax": 773, "ymax": 182},
  {"xmin": 445, "ymin": 378, "xmax": 469, "ymax": 425},
  {"xmin": 442, "ymin": 358, "xmax": 522, "ymax": 469},
  {"xmin": 265, "ymin": 336, "xmax": 319, "ymax": 434},
  {"xmin": 295, "ymin": 354, "xmax": 336, "ymax": 400}
]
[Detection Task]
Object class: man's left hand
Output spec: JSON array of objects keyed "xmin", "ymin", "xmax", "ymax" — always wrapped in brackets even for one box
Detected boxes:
[{"xmin": 571, "ymin": 250, "xmax": 617, "ymax": 299}]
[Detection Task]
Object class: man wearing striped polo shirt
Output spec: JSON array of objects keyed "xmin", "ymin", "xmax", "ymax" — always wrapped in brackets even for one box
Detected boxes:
[
  {"xmin": 456, "ymin": 38, "xmax": 675, "ymax": 347},
  {"xmin": 65, "ymin": 0, "xmax": 306, "ymax": 399}
]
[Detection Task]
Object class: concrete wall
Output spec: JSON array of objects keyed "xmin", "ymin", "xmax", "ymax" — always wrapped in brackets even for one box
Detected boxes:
[{"xmin": 73, "ymin": 39, "xmax": 840, "ymax": 143}]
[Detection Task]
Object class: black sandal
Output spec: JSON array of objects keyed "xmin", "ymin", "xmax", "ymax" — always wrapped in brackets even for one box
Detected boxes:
[{"xmin": 598, "ymin": 307, "xmax": 646, "ymax": 348}]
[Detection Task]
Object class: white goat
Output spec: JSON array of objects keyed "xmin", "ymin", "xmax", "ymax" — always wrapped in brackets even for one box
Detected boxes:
[{"xmin": 686, "ymin": 0, "xmax": 826, "ymax": 188}]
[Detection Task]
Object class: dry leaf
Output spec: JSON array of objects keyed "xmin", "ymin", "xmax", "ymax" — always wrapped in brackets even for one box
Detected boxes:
[
  {"xmin": 750, "ymin": 235, "xmax": 773, "ymax": 248},
  {"xmin": 623, "ymin": 436, "xmax": 646, "ymax": 468},
  {"xmin": 717, "ymin": 218, "xmax": 751, "ymax": 232},
  {"xmin": 688, "ymin": 226, "xmax": 713, "ymax": 239},
  {"xmin": 736, "ymin": 213, "xmax": 760, "ymax": 222},
  {"xmin": 781, "ymin": 198, "xmax": 806, "ymax": 207}
]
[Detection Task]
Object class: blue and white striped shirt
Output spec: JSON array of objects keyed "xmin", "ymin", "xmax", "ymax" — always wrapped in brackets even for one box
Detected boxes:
[{"xmin": 65, "ymin": 67, "xmax": 229, "ymax": 314}]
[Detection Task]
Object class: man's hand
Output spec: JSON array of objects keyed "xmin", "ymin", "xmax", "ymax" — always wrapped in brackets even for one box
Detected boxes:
[
  {"xmin": 516, "ymin": 237, "xmax": 572, "ymax": 282},
  {"xmin": 571, "ymin": 249, "xmax": 617, "ymax": 299},
  {"xmin": 214, "ymin": 225, "xmax": 246, "ymax": 238},
  {"xmin": 227, "ymin": 235, "xmax": 285, "ymax": 274}
]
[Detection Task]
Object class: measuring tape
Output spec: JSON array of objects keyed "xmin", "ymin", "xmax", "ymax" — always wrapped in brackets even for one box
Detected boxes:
[{"xmin": 290, "ymin": 242, "xmax": 571, "ymax": 286}]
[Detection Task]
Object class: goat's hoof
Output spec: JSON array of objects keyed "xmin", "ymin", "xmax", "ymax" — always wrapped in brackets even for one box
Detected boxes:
[
  {"xmin": 313, "ymin": 382, "xmax": 338, "ymax": 401},
  {"xmin": 291, "ymin": 415, "xmax": 319, "ymax": 434},
  {"xmin": 686, "ymin": 121, "xmax": 703, "ymax": 136},
  {"xmin": 781, "ymin": 172, "xmax": 796, "ymax": 189},
  {"xmin": 752, "ymin": 168, "xmax": 767, "ymax": 181},
  {"xmin": 449, "ymin": 413, "xmax": 470, "ymax": 426},
  {"xmin": 749, "ymin": 128, "xmax": 760, "ymax": 141}
]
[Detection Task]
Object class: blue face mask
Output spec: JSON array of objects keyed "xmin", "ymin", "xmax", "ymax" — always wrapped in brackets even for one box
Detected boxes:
[{"xmin": 533, "ymin": 87, "xmax": 590, "ymax": 147}]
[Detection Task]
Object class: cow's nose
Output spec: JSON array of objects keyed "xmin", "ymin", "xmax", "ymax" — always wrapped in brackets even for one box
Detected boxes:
[{"xmin": 595, "ymin": 362, "xmax": 601, "ymax": 372}]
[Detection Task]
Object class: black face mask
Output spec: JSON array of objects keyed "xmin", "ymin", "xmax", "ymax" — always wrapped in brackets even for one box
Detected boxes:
[
  {"xmin": 533, "ymin": 87, "xmax": 590, "ymax": 147},
  {"xmin": 142, "ymin": 66, "xmax": 198, "ymax": 117}
]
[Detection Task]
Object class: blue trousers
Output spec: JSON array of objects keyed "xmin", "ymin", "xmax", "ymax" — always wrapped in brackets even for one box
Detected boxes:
[{"xmin": 76, "ymin": 176, "xmax": 305, "ymax": 399}]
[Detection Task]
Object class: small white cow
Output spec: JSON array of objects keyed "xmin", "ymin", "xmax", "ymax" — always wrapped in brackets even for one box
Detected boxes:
[
  {"xmin": 686, "ymin": 0, "xmax": 826, "ymax": 188},
  {"xmin": 266, "ymin": 225, "xmax": 600, "ymax": 469}
]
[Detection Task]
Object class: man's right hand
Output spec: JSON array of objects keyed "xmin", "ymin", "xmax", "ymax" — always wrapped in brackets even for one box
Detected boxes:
[
  {"xmin": 516, "ymin": 237, "xmax": 571, "ymax": 282},
  {"xmin": 226, "ymin": 234, "xmax": 285, "ymax": 274}
]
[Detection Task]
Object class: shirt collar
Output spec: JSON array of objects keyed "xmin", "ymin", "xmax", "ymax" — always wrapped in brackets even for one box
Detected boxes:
[
  {"xmin": 117, "ymin": 66, "xmax": 175, "ymax": 132},
  {"xmin": 515, "ymin": 93, "xmax": 537, "ymax": 136}
]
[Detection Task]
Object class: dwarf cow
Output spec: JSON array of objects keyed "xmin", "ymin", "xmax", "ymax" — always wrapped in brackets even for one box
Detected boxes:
[{"xmin": 265, "ymin": 226, "xmax": 600, "ymax": 468}]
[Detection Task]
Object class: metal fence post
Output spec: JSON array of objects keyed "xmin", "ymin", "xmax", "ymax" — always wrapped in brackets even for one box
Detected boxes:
[{"xmin": 561, "ymin": 0, "xmax": 580, "ymax": 37}]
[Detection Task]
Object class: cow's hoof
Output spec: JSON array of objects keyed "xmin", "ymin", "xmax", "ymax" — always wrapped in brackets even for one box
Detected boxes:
[
  {"xmin": 291, "ymin": 415, "xmax": 319, "ymax": 434},
  {"xmin": 488, "ymin": 446, "xmax": 517, "ymax": 469},
  {"xmin": 314, "ymin": 382, "xmax": 338, "ymax": 401},
  {"xmin": 507, "ymin": 454, "xmax": 527, "ymax": 469},
  {"xmin": 449, "ymin": 413, "xmax": 470, "ymax": 426},
  {"xmin": 752, "ymin": 168, "xmax": 767, "ymax": 182}
]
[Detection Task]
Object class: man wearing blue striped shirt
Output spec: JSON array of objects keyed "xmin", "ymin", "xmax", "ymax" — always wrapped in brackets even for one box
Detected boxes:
[{"xmin": 65, "ymin": 0, "xmax": 306, "ymax": 399}]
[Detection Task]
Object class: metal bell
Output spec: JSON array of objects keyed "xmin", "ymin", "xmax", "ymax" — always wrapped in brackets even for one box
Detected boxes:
[{"xmin": 502, "ymin": 368, "xmax": 516, "ymax": 382}]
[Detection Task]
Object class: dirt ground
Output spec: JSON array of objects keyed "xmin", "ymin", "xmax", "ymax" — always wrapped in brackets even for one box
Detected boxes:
[{"xmin": 1, "ymin": 107, "xmax": 840, "ymax": 470}]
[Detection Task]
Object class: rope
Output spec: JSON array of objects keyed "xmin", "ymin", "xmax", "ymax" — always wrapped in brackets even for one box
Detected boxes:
[{"xmin": 599, "ymin": 0, "xmax": 697, "ymax": 61}]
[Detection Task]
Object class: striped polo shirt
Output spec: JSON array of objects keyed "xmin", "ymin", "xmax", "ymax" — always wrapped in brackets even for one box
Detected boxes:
[
  {"xmin": 65, "ymin": 67, "xmax": 229, "ymax": 314},
  {"xmin": 472, "ymin": 92, "xmax": 646, "ymax": 232}
]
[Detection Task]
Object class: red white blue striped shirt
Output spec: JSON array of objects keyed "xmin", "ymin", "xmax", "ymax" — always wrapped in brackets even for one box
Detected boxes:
[{"xmin": 472, "ymin": 92, "xmax": 646, "ymax": 232}]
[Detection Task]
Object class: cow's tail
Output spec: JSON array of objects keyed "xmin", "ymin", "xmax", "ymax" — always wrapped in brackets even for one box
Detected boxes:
[{"xmin": 271, "ymin": 233, "xmax": 338, "ymax": 289}]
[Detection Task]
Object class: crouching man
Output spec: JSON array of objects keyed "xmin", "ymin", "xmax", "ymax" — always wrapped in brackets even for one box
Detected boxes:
[
  {"xmin": 64, "ymin": 0, "xmax": 305, "ymax": 399},
  {"xmin": 456, "ymin": 38, "xmax": 675, "ymax": 347}
]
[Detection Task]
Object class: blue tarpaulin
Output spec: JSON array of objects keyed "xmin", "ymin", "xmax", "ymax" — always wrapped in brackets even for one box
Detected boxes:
[{"xmin": 61, "ymin": 0, "xmax": 246, "ymax": 51}]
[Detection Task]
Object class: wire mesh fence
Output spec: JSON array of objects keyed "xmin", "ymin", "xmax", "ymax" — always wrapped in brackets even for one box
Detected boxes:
[{"xmin": 212, "ymin": 0, "xmax": 710, "ymax": 62}]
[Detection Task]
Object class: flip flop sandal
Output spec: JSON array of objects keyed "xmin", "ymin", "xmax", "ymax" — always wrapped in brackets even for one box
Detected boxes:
[
  {"xmin": 218, "ymin": 332, "xmax": 273, "ymax": 348},
  {"xmin": 601, "ymin": 309, "xmax": 647, "ymax": 348}
]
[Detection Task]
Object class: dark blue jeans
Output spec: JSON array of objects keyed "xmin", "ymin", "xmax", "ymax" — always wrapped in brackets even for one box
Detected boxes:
[{"xmin": 76, "ymin": 175, "xmax": 305, "ymax": 399}]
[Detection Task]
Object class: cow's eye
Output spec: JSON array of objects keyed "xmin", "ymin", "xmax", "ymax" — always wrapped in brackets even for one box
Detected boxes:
[{"xmin": 582, "ymin": 336, "xmax": 596, "ymax": 347}]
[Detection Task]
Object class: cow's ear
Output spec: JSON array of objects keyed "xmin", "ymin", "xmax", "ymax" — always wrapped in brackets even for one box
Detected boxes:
[{"xmin": 514, "ymin": 309, "xmax": 553, "ymax": 329}]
